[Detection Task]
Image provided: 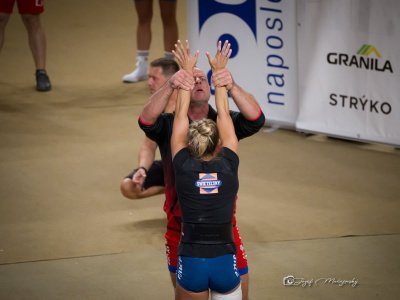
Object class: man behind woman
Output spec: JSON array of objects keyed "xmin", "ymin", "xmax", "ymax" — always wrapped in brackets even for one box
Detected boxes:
[
  {"xmin": 171, "ymin": 40, "xmax": 241, "ymax": 300},
  {"xmin": 138, "ymin": 37, "xmax": 265, "ymax": 299}
]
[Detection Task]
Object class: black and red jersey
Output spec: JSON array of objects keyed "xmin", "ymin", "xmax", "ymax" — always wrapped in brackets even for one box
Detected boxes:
[{"xmin": 138, "ymin": 105, "xmax": 265, "ymax": 221}]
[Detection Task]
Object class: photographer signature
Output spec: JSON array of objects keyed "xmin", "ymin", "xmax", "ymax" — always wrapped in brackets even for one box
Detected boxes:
[{"xmin": 283, "ymin": 275, "xmax": 359, "ymax": 288}]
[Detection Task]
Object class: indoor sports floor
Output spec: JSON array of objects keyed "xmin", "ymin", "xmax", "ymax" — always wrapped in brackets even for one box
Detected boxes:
[{"xmin": 0, "ymin": 1, "xmax": 399, "ymax": 299}]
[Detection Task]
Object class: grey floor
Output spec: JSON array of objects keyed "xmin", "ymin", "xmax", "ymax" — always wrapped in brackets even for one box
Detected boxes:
[{"xmin": 1, "ymin": 1, "xmax": 399, "ymax": 299}]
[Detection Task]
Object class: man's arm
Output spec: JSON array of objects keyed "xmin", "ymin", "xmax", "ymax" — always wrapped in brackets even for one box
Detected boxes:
[
  {"xmin": 212, "ymin": 68, "xmax": 263, "ymax": 120},
  {"xmin": 212, "ymin": 68, "xmax": 265, "ymax": 140},
  {"xmin": 140, "ymin": 70, "xmax": 195, "ymax": 125},
  {"xmin": 137, "ymin": 137, "xmax": 158, "ymax": 173},
  {"xmin": 130, "ymin": 137, "xmax": 157, "ymax": 188}
]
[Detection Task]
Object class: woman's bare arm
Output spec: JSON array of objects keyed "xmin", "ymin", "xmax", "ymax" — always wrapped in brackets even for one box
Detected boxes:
[
  {"xmin": 171, "ymin": 40, "xmax": 199, "ymax": 158},
  {"xmin": 206, "ymin": 40, "xmax": 238, "ymax": 153}
]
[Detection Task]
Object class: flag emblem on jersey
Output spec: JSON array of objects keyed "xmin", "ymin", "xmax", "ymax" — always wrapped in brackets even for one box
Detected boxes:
[{"xmin": 195, "ymin": 173, "xmax": 222, "ymax": 194}]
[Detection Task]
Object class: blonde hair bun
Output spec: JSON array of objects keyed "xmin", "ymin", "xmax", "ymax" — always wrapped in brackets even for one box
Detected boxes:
[{"xmin": 188, "ymin": 118, "xmax": 219, "ymax": 158}]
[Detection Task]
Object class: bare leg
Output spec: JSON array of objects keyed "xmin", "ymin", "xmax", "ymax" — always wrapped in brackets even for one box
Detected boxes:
[
  {"xmin": 169, "ymin": 271, "xmax": 177, "ymax": 289},
  {"xmin": 134, "ymin": 0, "xmax": 153, "ymax": 51},
  {"xmin": 240, "ymin": 274, "xmax": 249, "ymax": 300},
  {"xmin": 20, "ymin": 14, "xmax": 51, "ymax": 91},
  {"xmin": 0, "ymin": 13, "xmax": 11, "ymax": 51},
  {"xmin": 122, "ymin": 0, "xmax": 153, "ymax": 82},
  {"xmin": 159, "ymin": 0, "xmax": 178, "ymax": 53},
  {"xmin": 20, "ymin": 14, "xmax": 46, "ymax": 69},
  {"xmin": 176, "ymin": 283, "xmax": 209, "ymax": 300},
  {"xmin": 169, "ymin": 271, "xmax": 178, "ymax": 299}
]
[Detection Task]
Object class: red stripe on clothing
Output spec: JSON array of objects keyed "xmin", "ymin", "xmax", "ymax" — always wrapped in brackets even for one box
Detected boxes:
[
  {"xmin": 138, "ymin": 115, "xmax": 155, "ymax": 126},
  {"xmin": 246, "ymin": 108, "xmax": 263, "ymax": 122}
]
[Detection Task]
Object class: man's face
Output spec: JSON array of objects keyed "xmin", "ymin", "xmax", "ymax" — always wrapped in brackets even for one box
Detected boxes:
[
  {"xmin": 190, "ymin": 68, "xmax": 211, "ymax": 103},
  {"xmin": 147, "ymin": 66, "xmax": 167, "ymax": 94}
]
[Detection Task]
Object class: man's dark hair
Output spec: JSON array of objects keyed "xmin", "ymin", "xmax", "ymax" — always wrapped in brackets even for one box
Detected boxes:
[{"xmin": 150, "ymin": 58, "xmax": 180, "ymax": 77}]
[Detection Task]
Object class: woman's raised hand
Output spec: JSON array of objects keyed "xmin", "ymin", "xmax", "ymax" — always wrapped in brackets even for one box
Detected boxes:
[
  {"xmin": 172, "ymin": 40, "xmax": 199, "ymax": 73},
  {"xmin": 206, "ymin": 40, "xmax": 232, "ymax": 72}
]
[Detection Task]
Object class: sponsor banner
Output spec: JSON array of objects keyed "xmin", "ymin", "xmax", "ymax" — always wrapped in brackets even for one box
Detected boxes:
[
  {"xmin": 187, "ymin": 0, "xmax": 298, "ymax": 128},
  {"xmin": 296, "ymin": 0, "xmax": 400, "ymax": 146}
]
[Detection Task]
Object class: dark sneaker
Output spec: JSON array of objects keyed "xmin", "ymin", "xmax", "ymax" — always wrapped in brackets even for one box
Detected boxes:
[{"xmin": 36, "ymin": 69, "xmax": 52, "ymax": 92}]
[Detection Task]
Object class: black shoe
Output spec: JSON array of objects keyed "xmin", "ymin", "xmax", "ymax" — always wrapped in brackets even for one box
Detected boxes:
[{"xmin": 36, "ymin": 69, "xmax": 52, "ymax": 92}]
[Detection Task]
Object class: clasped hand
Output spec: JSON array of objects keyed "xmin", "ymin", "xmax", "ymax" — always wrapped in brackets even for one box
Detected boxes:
[{"xmin": 171, "ymin": 39, "xmax": 233, "ymax": 89}]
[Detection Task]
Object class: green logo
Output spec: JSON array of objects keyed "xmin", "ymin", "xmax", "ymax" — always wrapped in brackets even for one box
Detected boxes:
[
  {"xmin": 327, "ymin": 44, "xmax": 393, "ymax": 73},
  {"xmin": 357, "ymin": 44, "xmax": 381, "ymax": 58}
]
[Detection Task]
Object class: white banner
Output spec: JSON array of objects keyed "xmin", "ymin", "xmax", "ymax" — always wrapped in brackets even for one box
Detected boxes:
[
  {"xmin": 296, "ymin": 0, "xmax": 400, "ymax": 146},
  {"xmin": 187, "ymin": 0, "xmax": 298, "ymax": 128}
]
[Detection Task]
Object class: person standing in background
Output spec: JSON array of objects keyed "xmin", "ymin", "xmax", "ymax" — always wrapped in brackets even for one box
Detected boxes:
[
  {"xmin": 122, "ymin": 0, "xmax": 178, "ymax": 83},
  {"xmin": 0, "ymin": 0, "xmax": 51, "ymax": 91}
]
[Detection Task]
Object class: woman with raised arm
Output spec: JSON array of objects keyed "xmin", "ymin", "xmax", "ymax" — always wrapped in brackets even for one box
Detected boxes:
[{"xmin": 171, "ymin": 40, "xmax": 241, "ymax": 300}]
